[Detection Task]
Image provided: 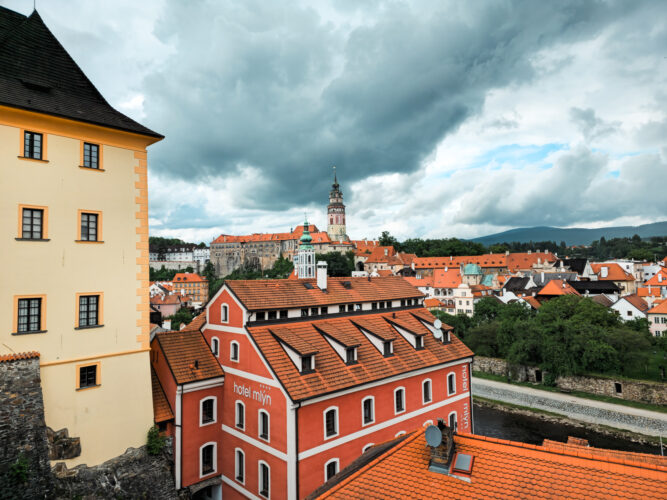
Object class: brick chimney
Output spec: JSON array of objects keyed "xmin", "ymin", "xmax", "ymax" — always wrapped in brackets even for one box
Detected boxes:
[{"xmin": 427, "ymin": 420, "xmax": 456, "ymax": 474}]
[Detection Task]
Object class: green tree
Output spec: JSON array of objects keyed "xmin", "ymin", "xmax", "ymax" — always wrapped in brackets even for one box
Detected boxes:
[
  {"xmin": 265, "ymin": 255, "xmax": 294, "ymax": 279},
  {"xmin": 169, "ymin": 307, "xmax": 193, "ymax": 330},
  {"xmin": 315, "ymin": 251, "xmax": 355, "ymax": 277},
  {"xmin": 379, "ymin": 231, "xmax": 398, "ymax": 248}
]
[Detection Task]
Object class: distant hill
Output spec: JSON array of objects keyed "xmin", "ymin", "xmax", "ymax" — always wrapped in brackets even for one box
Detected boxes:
[{"xmin": 471, "ymin": 221, "xmax": 667, "ymax": 247}]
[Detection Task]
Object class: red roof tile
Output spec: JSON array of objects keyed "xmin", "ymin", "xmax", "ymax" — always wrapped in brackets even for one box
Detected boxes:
[
  {"xmin": 151, "ymin": 368, "xmax": 173, "ymax": 423},
  {"xmin": 181, "ymin": 310, "xmax": 207, "ymax": 332},
  {"xmin": 0, "ymin": 351, "xmax": 39, "ymax": 363},
  {"xmin": 647, "ymin": 300, "xmax": 667, "ymax": 315},
  {"xmin": 318, "ymin": 428, "xmax": 667, "ymax": 499},
  {"xmin": 247, "ymin": 309, "xmax": 470, "ymax": 401},
  {"xmin": 403, "ymin": 276, "xmax": 433, "ymax": 288},
  {"xmin": 622, "ymin": 294, "xmax": 649, "ymax": 313},
  {"xmin": 154, "ymin": 331, "xmax": 224, "ymax": 385},
  {"xmin": 173, "ymin": 272, "xmax": 207, "ymax": 283},
  {"xmin": 433, "ymin": 268, "xmax": 462, "ymax": 288},
  {"xmin": 644, "ymin": 268, "xmax": 667, "ymax": 286},
  {"xmin": 590, "ymin": 263, "xmax": 635, "ymax": 282},
  {"xmin": 226, "ymin": 276, "xmax": 423, "ymax": 311},
  {"xmin": 538, "ymin": 280, "xmax": 580, "ymax": 296},
  {"xmin": 638, "ymin": 286, "xmax": 662, "ymax": 297}
]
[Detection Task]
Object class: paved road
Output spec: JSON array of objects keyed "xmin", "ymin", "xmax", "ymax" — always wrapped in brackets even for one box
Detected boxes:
[{"xmin": 472, "ymin": 376, "xmax": 667, "ymax": 437}]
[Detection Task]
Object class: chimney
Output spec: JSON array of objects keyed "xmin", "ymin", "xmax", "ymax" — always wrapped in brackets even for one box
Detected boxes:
[
  {"xmin": 528, "ymin": 250, "xmax": 532, "ymax": 254},
  {"xmin": 426, "ymin": 420, "xmax": 456, "ymax": 474},
  {"xmin": 659, "ymin": 274, "xmax": 663, "ymax": 283},
  {"xmin": 541, "ymin": 271, "xmax": 544, "ymax": 283},
  {"xmin": 445, "ymin": 266, "xmax": 448, "ymax": 272},
  {"xmin": 601, "ymin": 266, "xmax": 608, "ymax": 278},
  {"xmin": 316, "ymin": 261, "xmax": 328, "ymax": 290},
  {"xmin": 384, "ymin": 248, "xmax": 388, "ymax": 256},
  {"xmin": 505, "ymin": 250, "xmax": 509, "ymax": 256}
]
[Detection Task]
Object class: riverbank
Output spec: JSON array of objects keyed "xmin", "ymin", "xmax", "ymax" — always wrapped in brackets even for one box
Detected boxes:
[
  {"xmin": 473, "ymin": 398, "xmax": 663, "ymax": 453},
  {"xmin": 472, "ymin": 376, "xmax": 667, "ymax": 438}
]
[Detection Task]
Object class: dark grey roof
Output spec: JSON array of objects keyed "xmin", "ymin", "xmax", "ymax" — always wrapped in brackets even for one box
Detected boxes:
[
  {"xmin": 555, "ymin": 258, "xmax": 588, "ymax": 275},
  {"xmin": 503, "ymin": 277, "xmax": 531, "ymax": 292},
  {"xmin": 567, "ymin": 280, "xmax": 620, "ymax": 295},
  {"xmin": 0, "ymin": 7, "xmax": 162, "ymax": 138},
  {"xmin": 532, "ymin": 272, "xmax": 578, "ymax": 287}
]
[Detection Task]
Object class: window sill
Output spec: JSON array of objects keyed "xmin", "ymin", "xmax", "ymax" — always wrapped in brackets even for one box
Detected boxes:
[
  {"xmin": 324, "ymin": 433, "xmax": 339, "ymax": 441},
  {"xmin": 74, "ymin": 324, "xmax": 104, "ymax": 330},
  {"xmin": 15, "ymin": 238, "xmax": 50, "ymax": 242},
  {"xmin": 79, "ymin": 165, "xmax": 105, "ymax": 172},
  {"xmin": 11, "ymin": 330, "xmax": 47, "ymax": 336},
  {"xmin": 200, "ymin": 420, "xmax": 216, "ymax": 427},
  {"xmin": 76, "ymin": 384, "xmax": 101, "ymax": 391},
  {"xmin": 18, "ymin": 156, "xmax": 48, "ymax": 163},
  {"xmin": 75, "ymin": 240, "xmax": 104, "ymax": 244}
]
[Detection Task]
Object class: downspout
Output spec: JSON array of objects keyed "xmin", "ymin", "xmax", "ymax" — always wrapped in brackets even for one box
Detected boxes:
[
  {"xmin": 175, "ymin": 385, "xmax": 183, "ymax": 490},
  {"xmin": 469, "ymin": 361, "xmax": 475, "ymax": 434},
  {"xmin": 295, "ymin": 403, "xmax": 300, "ymax": 500}
]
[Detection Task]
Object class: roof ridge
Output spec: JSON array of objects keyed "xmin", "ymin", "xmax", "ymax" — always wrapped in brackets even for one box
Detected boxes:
[
  {"xmin": 0, "ymin": 6, "xmax": 30, "ymax": 46},
  {"xmin": 0, "ymin": 350, "xmax": 40, "ymax": 363},
  {"xmin": 319, "ymin": 429, "xmax": 422, "ymax": 498}
]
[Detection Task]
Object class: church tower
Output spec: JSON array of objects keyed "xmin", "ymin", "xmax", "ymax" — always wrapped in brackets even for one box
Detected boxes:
[
  {"xmin": 296, "ymin": 218, "xmax": 316, "ymax": 279},
  {"xmin": 327, "ymin": 166, "xmax": 349, "ymax": 242}
]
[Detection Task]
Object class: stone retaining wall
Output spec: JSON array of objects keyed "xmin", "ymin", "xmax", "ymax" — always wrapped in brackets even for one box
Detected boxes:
[{"xmin": 473, "ymin": 356, "xmax": 667, "ymax": 406}]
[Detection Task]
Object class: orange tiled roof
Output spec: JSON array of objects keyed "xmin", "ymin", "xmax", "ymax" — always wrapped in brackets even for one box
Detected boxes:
[
  {"xmin": 638, "ymin": 286, "xmax": 662, "ymax": 297},
  {"xmin": 0, "ymin": 351, "xmax": 39, "ymax": 363},
  {"xmin": 538, "ymin": 279, "xmax": 580, "ymax": 296},
  {"xmin": 352, "ymin": 240, "xmax": 380, "ymax": 254},
  {"xmin": 522, "ymin": 296, "xmax": 542, "ymax": 309},
  {"xmin": 541, "ymin": 439, "xmax": 666, "ymax": 467},
  {"xmin": 154, "ymin": 331, "xmax": 224, "ymax": 385},
  {"xmin": 590, "ymin": 263, "xmax": 635, "ymax": 282},
  {"xmin": 173, "ymin": 272, "xmax": 206, "ymax": 283},
  {"xmin": 181, "ymin": 310, "xmax": 207, "ymax": 332},
  {"xmin": 247, "ymin": 309, "xmax": 469, "ymax": 401},
  {"xmin": 318, "ymin": 428, "xmax": 667, "ymax": 499},
  {"xmin": 374, "ymin": 269, "xmax": 394, "ymax": 277},
  {"xmin": 226, "ymin": 276, "xmax": 423, "ymax": 311},
  {"xmin": 647, "ymin": 300, "xmax": 667, "ymax": 315},
  {"xmin": 150, "ymin": 294, "xmax": 185, "ymax": 306},
  {"xmin": 622, "ymin": 294, "xmax": 649, "ymax": 313},
  {"xmin": 151, "ymin": 368, "xmax": 173, "ymax": 423},
  {"xmin": 433, "ymin": 268, "xmax": 462, "ymax": 288},
  {"xmin": 403, "ymin": 276, "xmax": 434, "ymax": 288},
  {"xmin": 423, "ymin": 298, "xmax": 443, "ymax": 308},
  {"xmin": 506, "ymin": 251, "xmax": 557, "ymax": 272},
  {"xmin": 412, "ymin": 252, "xmax": 555, "ymax": 271},
  {"xmin": 212, "ymin": 224, "xmax": 321, "ymax": 244},
  {"xmin": 645, "ymin": 268, "xmax": 667, "ymax": 286},
  {"xmin": 365, "ymin": 246, "xmax": 397, "ymax": 264}
]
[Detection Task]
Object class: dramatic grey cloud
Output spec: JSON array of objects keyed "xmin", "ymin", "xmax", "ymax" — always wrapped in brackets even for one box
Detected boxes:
[{"xmin": 3, "ymin": 0, "xmax": 666, "ymax": 241}]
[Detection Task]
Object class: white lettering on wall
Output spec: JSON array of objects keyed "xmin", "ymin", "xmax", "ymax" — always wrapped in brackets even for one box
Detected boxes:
[{"xmin": 233, "ymin": 381, "xmax": 273, "ymax": 407}]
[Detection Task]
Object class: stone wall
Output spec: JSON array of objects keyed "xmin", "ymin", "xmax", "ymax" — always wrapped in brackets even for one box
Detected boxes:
[
  {"xmin": 150, "ymin": 260, "xmax": 201, "ymax": 273},
  {"xmin": 473, "ymin": 356, "xmax": 666, "ymax": 405},
  {"xmin": 0, "ymin": 353, "xmax": 53, "ymax": 499}
]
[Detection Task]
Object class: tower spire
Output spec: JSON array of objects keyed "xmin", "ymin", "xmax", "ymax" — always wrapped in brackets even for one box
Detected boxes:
[{"xmin": 333, "ymin": 165, "xmax": 337, "ymax": 186}]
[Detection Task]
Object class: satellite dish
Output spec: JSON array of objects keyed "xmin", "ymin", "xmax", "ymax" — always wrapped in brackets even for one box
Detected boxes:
[
  {"xmin": 433, "ymin": 319, "xmax": 442, "ymax": 330},
  {"xmin": 433, "ymin": 329, "xmax": 443, "ymax": 340},
  {"xmin": 425, "ymin": 425, "xmax": 442, "ymax": 447}
]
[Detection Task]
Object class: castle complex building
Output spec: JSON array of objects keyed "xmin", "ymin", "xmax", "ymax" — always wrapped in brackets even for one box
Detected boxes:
[
  {"xmin": 210, "ymin": 170, "xmax": 355, "ymax": 277},
  {"xmin": 0, "ymin": 7, "xmax": 162, "ymax": 467}
]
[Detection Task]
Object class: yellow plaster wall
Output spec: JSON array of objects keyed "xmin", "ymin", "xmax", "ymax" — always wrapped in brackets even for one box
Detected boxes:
[{"xmin": 0, "ymin": 113, "xmax": 158, "ymax": 466}]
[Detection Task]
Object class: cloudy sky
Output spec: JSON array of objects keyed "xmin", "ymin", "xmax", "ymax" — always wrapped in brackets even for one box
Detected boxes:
[{"xmin": 5, "ymin": 0, "xmax": 667, "ymax": 242}]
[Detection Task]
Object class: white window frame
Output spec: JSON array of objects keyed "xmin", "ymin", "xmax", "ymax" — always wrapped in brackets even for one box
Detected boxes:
[
  {"xmin": 199, "ymin": 396, "xmax": 217, "ymax": 427},
  {"xmin": 221, "ymin": 303, "xmax": 229, "ymax": 323},
  {"xmin": 235, "ymin": 447, "xmax": 245, "ymax": 485},
  {"xmin": 447, "ymin": 373, "xmax": 457, "ymax": 396},
  {"xmin": 448, "ymin": 411, "xmax": 458, "ymax": 431},
  {"xmin": 230, "ymin": 340, "xmax": 240, "ymax": 363},
  {"xmin": 422, "ymin": 378, "xmax": 432, "ymax": 404},
  {"xmin": 323, "ymin": 406, "xmax": 339, "ymax": 440},
  {"xmin": 258, "ymin": 460, "xmax": 271, "ymax": 499},
  {"xmin": 394, "ymin": 386, "xmax": 406, "ymax": 415},
  {"xmin": 362, "ymin": 443, "xmax": 375, "ymax": 453},
  {"xmin": 258, "ymin": 409, "xmax": 270, "ymax": 442},
  {"xmin": 199, "ymin": 441, "xmax": 217, "ymax": 478},
  {"xmin": 324, "ymin": 458, "xmax": 340, "ymax": 482},
  {"xmin": 211, "ymin": 336, "xmax": 219, "ymax": 357},
  {"xmin": 361, "ymin": 396, "xmax": 375, "ymax": 426},
  {"xmin": 235, "ymin": 400, "xmax": 245, "ymax": 431}
]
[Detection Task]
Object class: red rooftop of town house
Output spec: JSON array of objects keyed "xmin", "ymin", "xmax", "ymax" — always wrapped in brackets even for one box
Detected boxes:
[
  {"xmin": 0, "ymin": 351, "xmax": 40, "ymax": 363},
  {"xmin": 173, "ymin": 272, "xmax": 207, "ymax": 283},
  {"xmin": 647, "ymin": 300, "xmax": 667, "ymax": 315},
  {"xmin": 590, "ymin": 263, "xmax": 635, "ymax": 281},
  {"xmin": 537, "ymin": 279, "xmax": 580, "ymax": 297},
  {"xmin": 151, "ymin": 368, "xmax": 174, "ymax": 423},
  {"xmin": 315, "ymin": 427, "xmax": 667, "ymax": 499},
  {"xmin": 644, "ymin": 267, "xmax": 667, "ymax": 286},
  {"xmin": 152, "ymin": 330, "xmax": 224, "ymax": 385}
]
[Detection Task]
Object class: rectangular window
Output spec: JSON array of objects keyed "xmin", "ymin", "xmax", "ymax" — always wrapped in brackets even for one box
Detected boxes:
[
  {"xmin": 78, "ymin": 295, "xmax": 99, "ymax": 327},
  {"xmin": 383, "ymin": 341, "xmax": 392, "ymax": 357},
  {"xmin": 395, "ymin": 389, "xmax": 405, "ymax": 413},
  {"xmin": 17, "ymin": 298, "xmax": 41, "ymax": 333},
  {"xmin": 201, "ymin": 399, "xmax": 214, "ymax": 424},
  {"xmin": 346, "ymin": 348, "xmax": 356, "ymax": 364},
  {"xmin": 267, "ymin": 310, "xmax": 277, "ymax": 320},
  {"xmin": 423, "ymin": 380, "xmax": 432, "ymax": 403},
  {"xmin": 24, "ymin": 131, "xmax": 42, "ymax": 159},
  {"xmin": 79, "ymin": 365, "xmax": 97, "ymax": 389},
  {"xmin": 363, "ymin": 399, "xmax": 373, "ymax": 425},
  {"xmin": 259, "ymin": 463, "xmax": 270, "ymax": 498},
  {"xmin": 80, "ymin": 212, "xmax": 98, "ymax": 241},
  {"xmin": 259, "ymin": 411, "xmax": 269, "ymax": 440},
  {"xmin": 83, "ymin": 142, "xmax": 99, "ymax": 169},
  {"xmin": 236, "ymin": 403, "xmax": 245, "ymax": 430},
  {"xmin": 21, "ymin": 208, "xmax": 43, "ymax": 239},
  {"xmin": 201, "ymin": 444, "xmax": 214, "ymax": 475},
  {"xmin": 325, "ymin": 409, "xmax": 337, "ymax": 437},
  {"xmin": 235, "ymin": 450, "xmax": 244, "ymax": 482}
]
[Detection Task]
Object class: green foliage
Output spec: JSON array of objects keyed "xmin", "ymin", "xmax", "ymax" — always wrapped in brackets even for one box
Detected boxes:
[
  {"xmin": 315, "ymin": 251, "xmax": 355, "ymax": 277},
  {"xmin": 150, "ymin": 265, "xmax": 194, "ymax": 282},
  {"xmin": 457, "ymin": 295, "xmax": 665, "ymax": 382},
  {"xmin": 169, "ymin": 307, "xmax": 193, "ymax": 330},
  {"xmin": 378, "ymin": 231, "xmax": 398, "ymax": 248},
  {"xmin": 265, "ymin": 255, "xmax": 294, "ymax": 279},
  {"xmin": 223, "ymin": 255, "xmax": 294, "ymax": 281},
  {"xmin": 146, "ymin": 426, "xmax": 165, "ymax": 455},
  {"xmin": 8, "ymin": 453, "xmax": 29, "ymax": 484}
]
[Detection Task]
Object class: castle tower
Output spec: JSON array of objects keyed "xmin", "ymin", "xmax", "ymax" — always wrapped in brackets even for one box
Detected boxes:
[
  {"xmin": 297, "ymin": 218, "xmax": 316, "ymax": 278},
  {"xmin": 327, "ymin": 166, "xmax": 349, "ymax": 242}
]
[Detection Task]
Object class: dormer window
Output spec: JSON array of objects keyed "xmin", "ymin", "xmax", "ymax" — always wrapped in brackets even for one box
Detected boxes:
[
  {"xmin": 311, "ymin": 307, "xmax": 318, "ymax": 316},
  {"xmin": 268, "ymin": 311, "xmax": 277, "ymax": 320},
  {"xmin": 301, "ymin": 355, "xmax": 314, "ymax": 374},
  {"xmin": 383, "ymin": 341, "xmax": 393, "ymax": 357},
  {"xmin": 345, "ymin": 347, "xmax": 357, "ymax": 365},
  {"xmin": 256, "ymin": 311, "xmax": 266, "ymax": 321},
  {"xmin": 415, "ymin": 336, "xmax": 424, "ymax": 349}
]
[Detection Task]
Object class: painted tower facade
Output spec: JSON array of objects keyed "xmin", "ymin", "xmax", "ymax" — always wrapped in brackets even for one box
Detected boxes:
[
  {"xmin": 296, "ymin": 219, "xmax": 316, "ymax": 278},
  {"xmin": 327, "ymin": 167, "xmax": 349, "ymax": 242}
]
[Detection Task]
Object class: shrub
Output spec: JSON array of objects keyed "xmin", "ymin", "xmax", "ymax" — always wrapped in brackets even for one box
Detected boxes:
[{"xmin": 146, "ymin": 426, "xmax": 165, "ymax": 455}]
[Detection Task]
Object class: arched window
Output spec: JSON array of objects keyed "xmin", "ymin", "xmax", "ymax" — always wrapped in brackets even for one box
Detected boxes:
[
  {"xmin": 259, "ymin": 410, "xmax": 270, "ymax": 441},
  {"xmin": 230, "ymin": 341, "xmax": 240, "ymax": 362},
  {"xmin": 447, "ymin": 373, "xmax": 456, "ymax": 396},
  {"xmin": 395, "ymin": 430, "xmax": 406, "ymax": 437},
  {"xmin": 423, "ymin": 420, "xmax": 434, "ymax": 427},
  {"xmin": 361, "ymin": 396, "xmax": 374, "ymax": 426},
  {"xmin": 235, "ymin": 448, "xmax": 245, "ymax": 484},
  {"xmin": 258, "ymin": 461, "xmax": 270, "ymax": 499},
  {"xmin": 324, "ymin": 458, "xmax": 339, "ymax": 482},
  {"xmin": 200, "ymin": 442, "xmax": 216, "ymax": 477},
  {"xmin": 211, "ymin": 337, "xmax": 219, "ymax": 357},
  {"xmin": 235, "ymin": 401, "xmax": 245, "ymax": 430},
  {"xmin": 362, "ymin": 443, "xmax": 375, "ymax": 453},
  {"xmin": 449, "ymin": 411, "xmax": 458, "ymax": 431},
  {"xmin": 394, "ymin": 387, "xmax": 405, "ymax": 414},
  {"xmin": 200, "ymin": 397, "xmax": 216, "ymax": 426},
  {"xmin": 422, "ymin": 379, "xmax": 432, "ymax": 404},
  {"xmin": 324, "ymin": 407, "xmax": 338, "ymax": 439},
  {"xmin": 221, "ymin": 303, "xmax": 229, "ymax": 323}
]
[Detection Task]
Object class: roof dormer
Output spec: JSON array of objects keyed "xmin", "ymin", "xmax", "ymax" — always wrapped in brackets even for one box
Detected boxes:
[
  {"xmin": 412, "ymin": 313, "xmax": 452, "ymax": 344},
  {"xmin": 385, "ymin": 317, "xmax": 426, "ymax": 350},
  {"xmin": 271, "ymin": 328, "xmax": 318, "ymax": 374},
  {"xmin": 315, "ymin": 324, "xmax": 360, "ymax": 365},
  {"xmin": 353, "ymin": 321, "xmax": 396, "ymax": 357}
]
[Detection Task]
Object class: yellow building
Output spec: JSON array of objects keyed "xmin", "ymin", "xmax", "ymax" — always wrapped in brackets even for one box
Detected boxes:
[{"xmin": 0, "ymin": 8, "xmax": 163, "ymax": 466}]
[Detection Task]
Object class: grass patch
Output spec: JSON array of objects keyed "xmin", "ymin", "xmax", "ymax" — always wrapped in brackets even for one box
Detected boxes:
[{"xmin": 472, "ymin": 371, "xmax": 667, "ymax": 414}]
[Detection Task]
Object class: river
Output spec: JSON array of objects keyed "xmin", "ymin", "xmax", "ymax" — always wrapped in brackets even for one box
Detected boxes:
[{"xmin": 473, "ymin": 403, "xmax": 664, "ymax": 456}]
